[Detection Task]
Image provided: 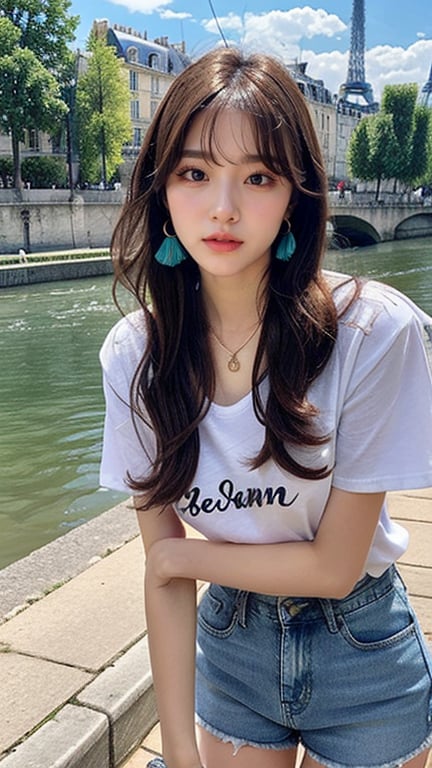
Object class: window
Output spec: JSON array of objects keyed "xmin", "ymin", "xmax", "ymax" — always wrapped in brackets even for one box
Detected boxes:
[
  {"xmin": 129, "ymin": 70, "xmax": 138, "ymax": 91},
  {"xmin": 133, "ymin": 127, "xmax": 142, "ymax": 147},
  {"xmin": 150, "ymin": 100, "xmax": 159, "ymax": 118},
  {"xmin": 130, "ymin": 100, "xmax": 140, "ymax": 120},
  {"xmin": 127, "ymin": 47, "xmax": 138, "ymax": 63},
  {"xmin": 27, "ymin": 130, "xmax": 40, "ymax": 151},
  {"xmin": 151, "ymin": 75, "xmax": 160, "ymax": 95},
  {"xmin": 149, "ymin": 53, "xmax": 159, "ymax": 69}
]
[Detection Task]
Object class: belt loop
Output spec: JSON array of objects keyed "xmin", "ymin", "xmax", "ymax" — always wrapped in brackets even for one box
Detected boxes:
[
  {"xmin": 319, "ymin": 599, "xmax": 339, "ymax": 633},
  {"xmin": 236, "ymin": 590, "xmax": 249, "ymax": 628}
]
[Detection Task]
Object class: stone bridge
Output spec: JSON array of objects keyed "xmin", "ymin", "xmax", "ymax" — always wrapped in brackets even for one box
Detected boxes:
[{"xmin": 329, "ymin": 197, "xmax": 432, "ymax": 246}]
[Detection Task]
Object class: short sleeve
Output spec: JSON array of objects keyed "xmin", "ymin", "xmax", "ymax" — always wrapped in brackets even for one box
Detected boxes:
[
  {"xmin": 332, "ymin": 288, "xmax": 432, "ymax": 492},
  {"xmin": 99, "ymin": 311, "xmax": 156, "ymax": 493}
]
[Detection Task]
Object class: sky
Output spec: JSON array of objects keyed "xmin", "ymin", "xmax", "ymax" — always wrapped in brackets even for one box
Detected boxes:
[{"xmin": 69, "ymin": 0, "xmax": 432, "ymax": 100}]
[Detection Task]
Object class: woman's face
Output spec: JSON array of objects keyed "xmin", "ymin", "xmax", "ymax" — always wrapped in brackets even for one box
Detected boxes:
[{"xmin": 165, "ymin": 109, "xmax": 293, "ymax": 286}]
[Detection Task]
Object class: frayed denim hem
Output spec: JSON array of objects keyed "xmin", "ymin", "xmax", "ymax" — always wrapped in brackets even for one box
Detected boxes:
[
  {"xmin": 195, "ymin": 714, "xmax": 298, "ymax": 756},
  {"xmin": 304, "ymin": 729, "xmax": 432, "ymax": 768}
]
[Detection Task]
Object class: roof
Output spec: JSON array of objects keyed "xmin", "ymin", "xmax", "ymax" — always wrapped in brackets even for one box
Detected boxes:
[{"xmin": 107, "ymin": 26, "xmax": 191, "ymax": 75}]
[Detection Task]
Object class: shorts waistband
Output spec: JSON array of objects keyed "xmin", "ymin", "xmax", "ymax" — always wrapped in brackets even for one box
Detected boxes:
[{"xmin": 230, "ymin": 565, "xmax": 400, "ymax": 633}]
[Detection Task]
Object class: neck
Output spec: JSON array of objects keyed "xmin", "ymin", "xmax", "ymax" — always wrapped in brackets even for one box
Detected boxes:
[{"xmin": 201, "ymin": 272, "xmax": 267, "ymax": 334}]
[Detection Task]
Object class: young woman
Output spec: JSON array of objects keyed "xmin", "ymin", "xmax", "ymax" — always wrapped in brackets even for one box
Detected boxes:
[{"xmin": 100, "ymin": 48, "xmax": 432, "ymax": 768}]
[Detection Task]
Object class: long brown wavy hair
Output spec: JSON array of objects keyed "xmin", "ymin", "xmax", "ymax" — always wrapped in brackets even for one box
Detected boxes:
[{"xmin": 111, "ymin": 47, "xmax": 338, "ymax": 510}]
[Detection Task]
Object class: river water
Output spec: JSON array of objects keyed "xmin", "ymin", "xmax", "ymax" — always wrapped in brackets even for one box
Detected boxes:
[{"xmin": 0, "ymin": 236, "xmax": 431, "ymax": 569}]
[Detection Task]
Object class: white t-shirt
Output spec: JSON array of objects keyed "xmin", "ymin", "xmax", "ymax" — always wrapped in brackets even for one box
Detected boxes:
[{"xmin": 99, "ymin": 275, "xmax": 432, "ymax": 577}]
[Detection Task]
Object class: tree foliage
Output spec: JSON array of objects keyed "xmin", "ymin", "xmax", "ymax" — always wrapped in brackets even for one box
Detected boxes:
[
  {"xmin": 381, "ymin": 83, "xmax": 417, "ymax": 183},
  {"xmin": 347, "ymin": 117, "xmax": 374, "ymax": 181},
  {"xmin": 76, "ymin": 34, "xmax": 132, "ymax": 185},
  {"xmin": 0, "ymin": 0, "xmax": 78, "ymax": 76},
  {"xmin": 368, "ymin": 114, "xmax": 399, "ymax": 199},
  {"xmin": 0, "ymin": 156, "xmax": 14, "ymax": 188},
  {"xmin": 0, "ymin": 2, "xmax": 78, "ymax": 188},
  {"xmin": 347, "ymin": 82, "xmax": 430, "ymax": 194},
  {"xmin": 410, "ymin": 106, "xmax": 432, "ymax": 186},
  {"xmin": 22, "ymin": 156, "xmax": 68, "ymax": 188}
]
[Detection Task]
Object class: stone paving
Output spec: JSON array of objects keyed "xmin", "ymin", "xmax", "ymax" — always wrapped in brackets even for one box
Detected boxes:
[{"xmin": 0, "ymin": 490, "xmax": 430, "ymax": 768}]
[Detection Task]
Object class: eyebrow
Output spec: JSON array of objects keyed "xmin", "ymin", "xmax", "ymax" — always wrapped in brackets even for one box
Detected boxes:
[{"xmin": 180, "ymin": 149, "xmax": 264, "ymax": 164}]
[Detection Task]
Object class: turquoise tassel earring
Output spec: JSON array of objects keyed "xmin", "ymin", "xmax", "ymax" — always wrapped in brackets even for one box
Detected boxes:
[
  {"xmin": 154, "ymin": 221, "xmax": 188, "ymax": 267},
  {"xmin": 275, "ymin": 219, "xmax": 296, "ymax": 262}
]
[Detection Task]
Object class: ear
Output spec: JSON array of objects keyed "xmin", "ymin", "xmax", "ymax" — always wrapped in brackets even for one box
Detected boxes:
[
  {"xmin": 157, "ymin": 185, "xmax": 169, "ymax": 208},
  {"xmin": 285, "ymin": 187, "xmax": 299, "ymax": 218}
]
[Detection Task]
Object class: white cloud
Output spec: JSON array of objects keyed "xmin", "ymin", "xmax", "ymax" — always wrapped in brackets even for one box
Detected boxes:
[
  {"xmin": 366, "ymin": 39, "xmax": 432, "ymax": 99},
  {"xmin": 202, "ymin": 8, "xmax": 347, "ymax": 46},
  {"xmin": 108, "ymin": 0, "xmax": 172, "ymax": 14},
  {"xmin": 299, "ymin": 49, "xmax": 348, "ymax": 97},
  {"xmin": 159, "ymin": 9, "xmax": 192, "ymax": 20},
  {"xmin": 302, "ymin": 38, "xmax": 432, "ymax": 101},
  {"xmin": 302, "ymin": 44, "xmax": 429, "ymax": 105},
  {"xmin": 202, "ymin": 13, "xmax": 244, "ymax": 35}
]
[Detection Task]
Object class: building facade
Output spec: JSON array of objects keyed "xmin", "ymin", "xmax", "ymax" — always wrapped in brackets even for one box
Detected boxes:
[
  {"xmin": 93, "ymin": 20, "xmax": 190, "ymax": 155},
  {"xmin": 288, "ymin": 61, "xmax": 338, "ymax": 180}
]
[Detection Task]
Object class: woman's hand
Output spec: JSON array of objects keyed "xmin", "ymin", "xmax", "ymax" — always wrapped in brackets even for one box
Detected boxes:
[
  {"xmin": 145, "ymin": 537, "xmax": 177, "ymax": 588},
  {"xmin": 145, "ymin": 536, "xmax": 187, "ymax": 588}
]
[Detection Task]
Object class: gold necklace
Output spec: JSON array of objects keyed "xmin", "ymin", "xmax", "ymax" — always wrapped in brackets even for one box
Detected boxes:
[{"xmin": 210, "ymin": 323, "xmax": 261, "ymax": 372}]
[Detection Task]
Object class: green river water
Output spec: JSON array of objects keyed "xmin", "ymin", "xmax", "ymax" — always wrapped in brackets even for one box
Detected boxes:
[{"xmin": 0, "ymin": 236, "xmax": 431, "ymax": 569}]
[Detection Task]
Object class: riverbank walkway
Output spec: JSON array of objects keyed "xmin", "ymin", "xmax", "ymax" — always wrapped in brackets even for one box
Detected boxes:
[{"xmin": 0, "ymin": 489, "xmax": 431, "ymax": 768}]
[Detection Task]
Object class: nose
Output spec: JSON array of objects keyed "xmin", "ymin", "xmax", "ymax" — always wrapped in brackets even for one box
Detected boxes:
[{"xmin": 209, "ymin": 181, "xmax": 239, "ymax": 223}]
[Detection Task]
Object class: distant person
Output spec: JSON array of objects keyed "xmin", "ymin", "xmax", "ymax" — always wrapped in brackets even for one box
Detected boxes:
[
  {"xmin": 100, "ymin": 48, "xmax": 432, "ymax": 768},
  {"xmin": 337, "ymin": 179, "xmax": 345, "ymax": 199}
]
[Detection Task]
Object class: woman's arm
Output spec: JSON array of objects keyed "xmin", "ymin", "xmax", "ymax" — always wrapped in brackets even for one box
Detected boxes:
[
  {"xmin": 146, "ymin": 488, "xmax": 385, "ymax": 600},
  {"xmin": 136, "ymin": 500, "xmax": 202, "ymax": 768}
]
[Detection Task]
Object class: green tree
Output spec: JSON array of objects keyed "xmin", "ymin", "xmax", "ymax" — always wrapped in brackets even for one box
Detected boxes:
[
  {"xmin": 381, "ymin": 83, "xmax": 418, "ymax": 186},
  {"xmin": 368, "ymin": 114, "xmax": 399, "ymax": 200},
  {"xmin": 410, "ymin": 106, "xmax": 431, "ymax": 187},
  {"xmin": 0, "ymin": 0, "xmax": 78, "ymax": 75},
  {"xmin": 0, "ymin": 156, "xmax": 13, "ymax": 188},
  {"xmin": 0, "ymin": 18, "xmax": 68, "ymax": 189},
  {"xmin": 347, "ymin": 117, "xmax": 374, "ymax": 182},
  {"xmin": 76, "ymin": 34, "xmax": 132, "ymax": 186},
  {"xmin": 347, "ymin": 82, "xmax": 430, "ymax": 196},
  {"xmin": 0, "ymin": 2, "xmax": 78, "ymax": 189},
  {"xmin": 22, "ymin": 156, "xmax": 68, "ymax": 188},
  {"xmin": 426, "ymin": 123, "xmax": 432, "ymax": 187}
]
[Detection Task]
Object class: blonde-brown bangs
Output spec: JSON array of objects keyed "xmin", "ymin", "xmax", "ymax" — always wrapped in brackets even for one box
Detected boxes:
[{"xmin": 190, "ymin": 90, "xmax": 307, "ymax": 193}]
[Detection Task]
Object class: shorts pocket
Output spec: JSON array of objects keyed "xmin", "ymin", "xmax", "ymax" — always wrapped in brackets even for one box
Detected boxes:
[
  {"xmin": 337, "ymin": 583, "xmax": 416, "ymax": 650},
  {"xmin": 198, "ymin": 584, "xmax": 239, "ymax": 638}
]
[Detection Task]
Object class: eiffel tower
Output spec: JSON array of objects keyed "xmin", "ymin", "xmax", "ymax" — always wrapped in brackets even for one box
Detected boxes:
[
  {"xmin": 419, "ymin": 62, "xmax": 432, "ymax": 108},
  {"xmin": 338, "ymin": 0, "xmax": 378, "ymax": 113}
]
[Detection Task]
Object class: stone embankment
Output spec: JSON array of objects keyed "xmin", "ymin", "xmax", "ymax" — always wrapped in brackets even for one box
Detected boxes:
[
  {"xmin": 0, "ymin": 188, "xmax": 123, "ymax": 256},
  {"xmin": 0, "ymin": 249, "xmax": 112, "ymax": 287}
]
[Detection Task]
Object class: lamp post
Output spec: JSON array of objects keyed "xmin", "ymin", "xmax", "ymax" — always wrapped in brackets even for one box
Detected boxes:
[{"xmin": 65, "ymin": 78, "xmax": 76, "ymax": 201}]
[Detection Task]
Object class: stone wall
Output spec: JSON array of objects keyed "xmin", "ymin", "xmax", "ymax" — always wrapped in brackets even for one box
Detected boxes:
[
  {"xmin": 0, "ymin": 191, "xmax": 123, "ymax": 255},
  {"xmin": 0, "ymin": 257, "xmax": 113, "ymax": 288}
]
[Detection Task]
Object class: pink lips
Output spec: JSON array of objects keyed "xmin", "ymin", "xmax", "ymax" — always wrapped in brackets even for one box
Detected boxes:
[{"xmin": 203, "ymin": 233, "xmax": 243, "ymax": 253}]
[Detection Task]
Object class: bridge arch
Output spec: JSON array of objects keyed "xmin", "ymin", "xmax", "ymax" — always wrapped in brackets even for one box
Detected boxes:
[
  {"xmin": 329, "ymin": 214, "xmax": 381, "ymax": 248},
  {"xmin": 395, "ymin": 212, "xmax": 432, "ymax": 240}
]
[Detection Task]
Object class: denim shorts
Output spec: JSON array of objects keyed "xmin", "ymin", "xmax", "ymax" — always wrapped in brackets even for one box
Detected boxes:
[{"xmin": 196, "ymin": 565, "xmax": 432, "ymax": 768}]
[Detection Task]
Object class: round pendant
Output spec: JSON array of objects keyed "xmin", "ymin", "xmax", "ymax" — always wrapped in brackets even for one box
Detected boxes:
[{"xmin": 228, "ymin": 356, "xmax": 240, "ymax": 372}]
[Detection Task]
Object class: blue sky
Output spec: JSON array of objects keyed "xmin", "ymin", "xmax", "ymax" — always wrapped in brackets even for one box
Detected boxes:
[{"xmin": 69, "ymin": 1, "xmax": 432, "ymax": 99}]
